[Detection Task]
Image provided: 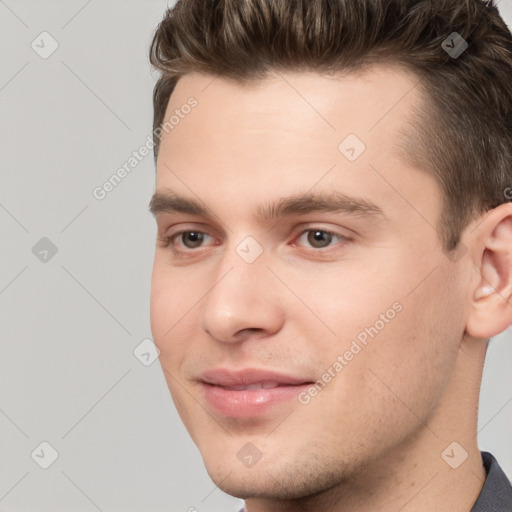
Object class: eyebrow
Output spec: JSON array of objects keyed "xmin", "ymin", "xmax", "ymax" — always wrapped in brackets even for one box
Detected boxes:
[{"xmin": 148, "ymin": 190, "xmax": 387, "ymax": 223}]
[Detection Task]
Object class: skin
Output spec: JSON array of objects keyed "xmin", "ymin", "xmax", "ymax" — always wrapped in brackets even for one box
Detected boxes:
[{"xmin": 149, "ymin": 65, "xmax": 512, "ymax": 511}]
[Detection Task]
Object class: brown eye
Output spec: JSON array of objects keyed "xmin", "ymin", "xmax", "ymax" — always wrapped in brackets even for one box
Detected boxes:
[
  {"xmin": 306, "ymin": 230, "xmax": 334, "ymax": 248},
  {"xmin": 180, "ymin": 231, "xmax": 206, "ymax": 248}
]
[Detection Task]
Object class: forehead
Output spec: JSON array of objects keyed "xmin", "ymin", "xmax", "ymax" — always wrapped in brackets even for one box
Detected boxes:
[
  {"xmin": 158, "ymin": 64, "xmax": 422, "ymax": 170},
  {"xmin": 154, "ymin": 65, "xmax": 439, "ymax": 229}
]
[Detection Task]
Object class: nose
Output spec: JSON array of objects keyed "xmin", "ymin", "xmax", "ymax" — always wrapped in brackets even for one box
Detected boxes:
[{"xmin": 200, "ymin": 254, "xmax": 285, "ymax": 344}]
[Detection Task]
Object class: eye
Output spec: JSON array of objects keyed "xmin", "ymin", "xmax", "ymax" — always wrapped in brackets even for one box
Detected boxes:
[
  {"xmin": 179, "ymin": 231, "xmax": 207, "ymax": 249},
  {"xmin": 158, "ymin": 228, "xmax": 218, "ymax": 259},
  {"xmin": 173, "ymin": 231, "xmax": 212, "ymax": 249},
  {"xmin": 296, "ymin": 229, "xmax": 347, "ymax": 249},
  {"xmin": 158, "ymin": 229, "xmax": 214, "ymax": 253}
]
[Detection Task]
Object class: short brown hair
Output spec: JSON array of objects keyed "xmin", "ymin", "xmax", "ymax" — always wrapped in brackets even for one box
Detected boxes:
[{"xmin": 149, "ymin": 0, "xmax": 512, "ymax": 252}]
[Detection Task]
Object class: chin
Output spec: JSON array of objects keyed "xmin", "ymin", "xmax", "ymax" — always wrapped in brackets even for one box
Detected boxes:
[
  {"xmin": 207, "ymin": 468, "xmax": 299, "ymax": 500},
  {"xmin": 200, "ymin": 446, "xmax": 350, "ymax": 502}
]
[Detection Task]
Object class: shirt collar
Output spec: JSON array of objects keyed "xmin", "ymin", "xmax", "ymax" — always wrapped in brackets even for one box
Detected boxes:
[{"xmin": 470, "ymin": 451, "xmax": 512, "ymax": 511}]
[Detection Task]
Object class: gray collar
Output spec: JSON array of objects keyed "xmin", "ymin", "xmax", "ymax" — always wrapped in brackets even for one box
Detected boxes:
[{"xmin": 470, "ymin": 452, "xmax": 512, "ymax": 511}]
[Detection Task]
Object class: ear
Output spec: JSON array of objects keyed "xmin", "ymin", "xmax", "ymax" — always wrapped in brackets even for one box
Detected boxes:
[{"xmin": 465, "ymin": 203, "xmax": 512, "ymax": 339}]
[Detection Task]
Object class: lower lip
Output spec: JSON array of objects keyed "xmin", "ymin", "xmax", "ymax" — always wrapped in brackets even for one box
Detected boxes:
[{"xmin": 201, "ymin": 383, "xmax": 311, "ymax": 418}]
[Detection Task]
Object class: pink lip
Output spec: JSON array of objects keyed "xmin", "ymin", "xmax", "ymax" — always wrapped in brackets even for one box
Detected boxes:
[{"xmin": 199, "ymin": 368, "xmax": 313, "ymax": 418}]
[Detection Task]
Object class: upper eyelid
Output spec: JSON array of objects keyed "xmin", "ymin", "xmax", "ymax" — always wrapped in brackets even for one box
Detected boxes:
[
  {"xmin": 167, "ymin": 226, "xmax": 347, "ymax": 238},
  {"xmin": 294, "ymin": 224, "xmax": 355, "ymax": 244},
  {"xmin": 295, "ymin": 230, "xmax": 347, "ymax": 241},
  {"xmin": 171, "ymin": 230, "xmax": 214, "ymax": 244},
  {"xmin": 162, "ymin": 223, "xmax": 220, "ymax": 241},
  {"xmin": 163, "ymin": 220, "xmax": 353, "ymax": 236}
]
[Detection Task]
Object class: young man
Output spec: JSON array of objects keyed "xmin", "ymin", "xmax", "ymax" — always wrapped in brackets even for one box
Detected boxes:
[{"xmin": 148, "ymin": 0, "xmax": 512, "ymax": 510}]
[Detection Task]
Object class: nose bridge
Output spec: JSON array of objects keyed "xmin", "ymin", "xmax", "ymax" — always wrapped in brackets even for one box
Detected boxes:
[{"xmin": 200, "ymin": 239, "xmax": 283, "ymax": 342}]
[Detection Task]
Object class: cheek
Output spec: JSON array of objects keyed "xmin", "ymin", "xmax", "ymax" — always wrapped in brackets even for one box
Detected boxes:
[
  {"xmin": 351, "ymin": 267, "xmax": 464, "ymax": 424},
  {"xmin": 150, "ymin": 263, "xmax": 195, "ymax": 364},
  {"xmin": 150, "ymin": 267, "xmax": 201, "ymax": 428},
  {"xmin": 282, "ymin": 262, "xmax": 398, "ymax": 345},
  {"xmin": 294, "ymin": 256, "xmax": 462, "ymax": 422},
  {"xmin": 150, "ymin": 254, "xmax": 200, "ymax": 332}
]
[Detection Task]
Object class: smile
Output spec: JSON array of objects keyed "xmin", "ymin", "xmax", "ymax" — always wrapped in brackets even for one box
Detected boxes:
[{"xmin": 198, "ymin": 368, "xmax": 314, "ymax": 418}]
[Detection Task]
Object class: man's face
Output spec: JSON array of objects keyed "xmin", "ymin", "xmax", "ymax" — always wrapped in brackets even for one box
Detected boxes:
[{"xmin": 150, "ymin": 66, "xmax": 468, "ymax": 499}]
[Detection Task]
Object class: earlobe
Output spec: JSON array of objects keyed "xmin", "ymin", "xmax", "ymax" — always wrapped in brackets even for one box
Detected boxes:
[{"xmin": 465, "ymin": 205, "xmax": 512, "ymax": 340}]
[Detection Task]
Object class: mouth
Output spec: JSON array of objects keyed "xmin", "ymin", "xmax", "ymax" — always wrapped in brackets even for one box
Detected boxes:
[
  {"xmin": 215, "ymin": 381, "xmax": 296, "ymax": 390},
  {"xmin": 198, "ymin": 368, "xmax": 314, "ymax": 418}
]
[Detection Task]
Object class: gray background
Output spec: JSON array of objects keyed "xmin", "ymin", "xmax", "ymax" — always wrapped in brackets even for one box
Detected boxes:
[{"xmin": 0, "ymin": 1, "xmax": 510, "ymax": 511}]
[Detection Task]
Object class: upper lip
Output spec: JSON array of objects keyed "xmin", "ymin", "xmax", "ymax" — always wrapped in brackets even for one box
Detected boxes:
[{"xmin": 199, "ymin": 368, "xmax": 312, "ymax": 387}]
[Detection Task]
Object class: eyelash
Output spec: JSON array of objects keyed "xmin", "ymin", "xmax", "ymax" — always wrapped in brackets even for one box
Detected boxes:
[{"xmin": 158, "ymin": 228, "xmax": 350, "ymax": 257}]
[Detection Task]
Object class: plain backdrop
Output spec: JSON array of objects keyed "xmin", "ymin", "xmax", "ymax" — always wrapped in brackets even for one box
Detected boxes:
[{"xmin": 1, "ymin": 1, "xmax": 511, "ymax": 511}]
